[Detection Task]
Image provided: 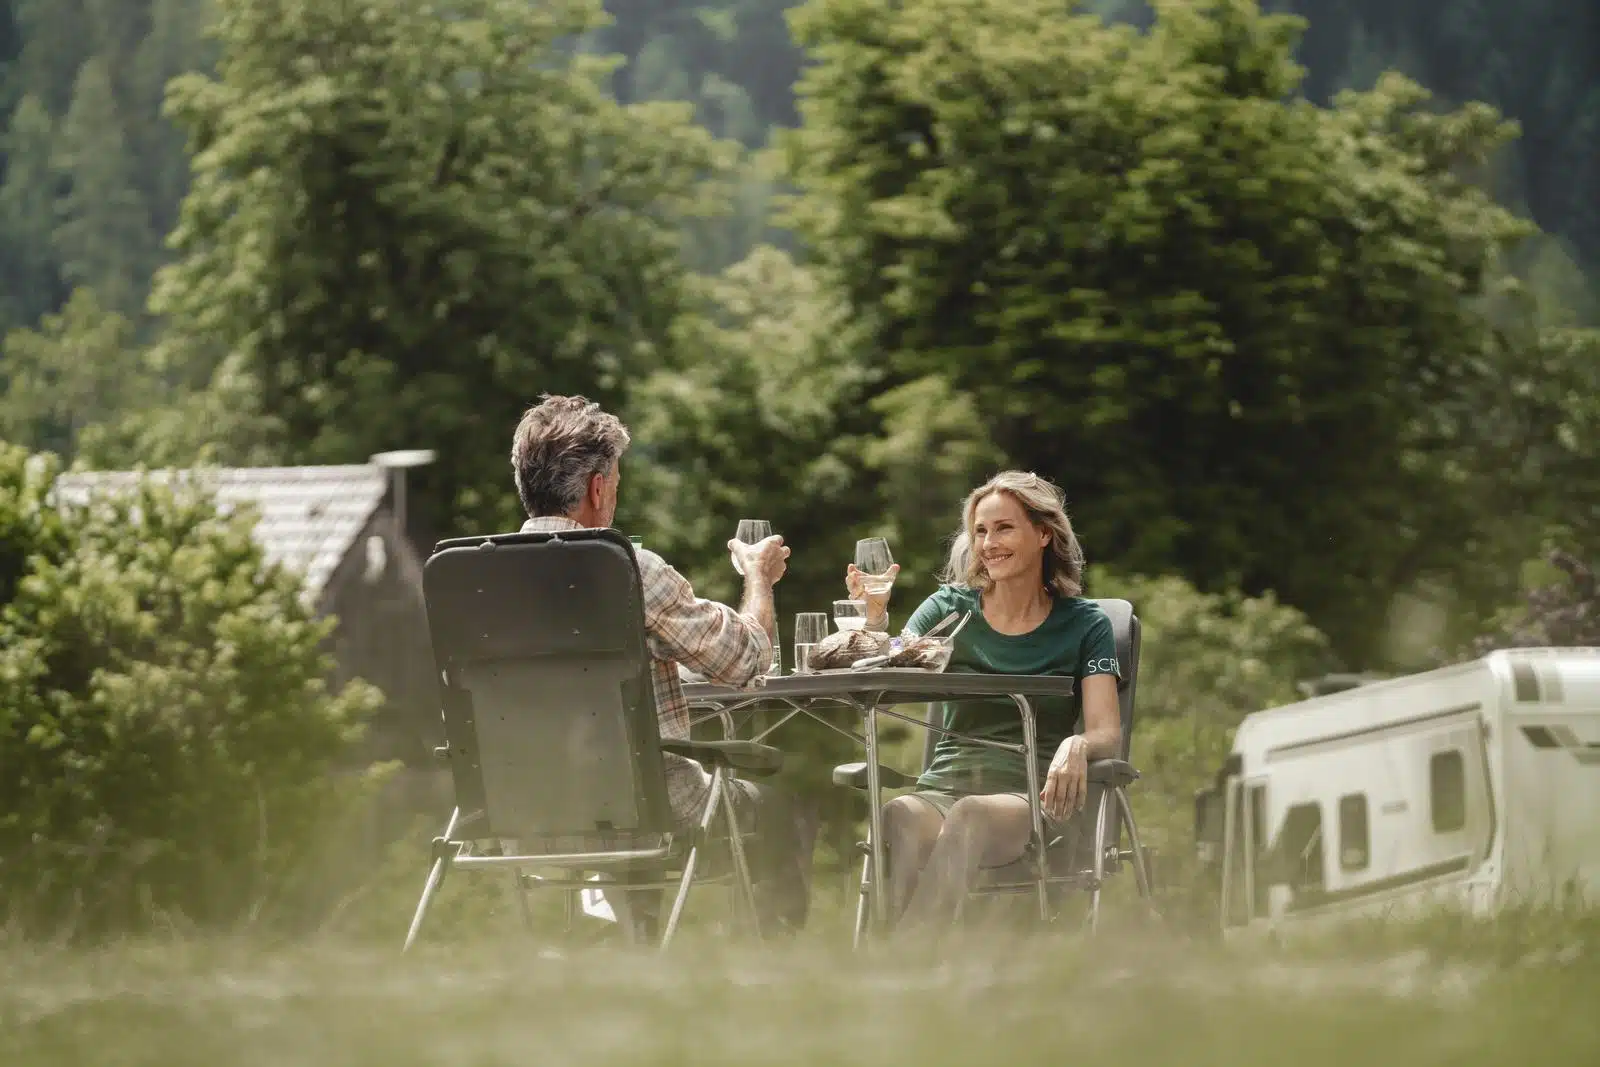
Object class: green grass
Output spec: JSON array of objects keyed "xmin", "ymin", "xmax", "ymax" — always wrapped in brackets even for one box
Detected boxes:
[
  {"xmin": 4, "ymin": 747, "xmax": 1596, "ymax": 1067},
  {"xmin": 3, "ymin": 900, "xmax": 1597, "ymax": 1066}
]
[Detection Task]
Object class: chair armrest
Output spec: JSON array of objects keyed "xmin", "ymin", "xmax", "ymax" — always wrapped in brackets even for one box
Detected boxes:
[
  {"xmin": 1087, "ymin": 759, "xmax": 1140, "ymax": 787},
  {"xmin": 831, "ymin": 761, "xmax": 917, "ymax": 790},
  {"xmin": 661, "ymin": 739, "xmax": 783, "ymax": 777}
]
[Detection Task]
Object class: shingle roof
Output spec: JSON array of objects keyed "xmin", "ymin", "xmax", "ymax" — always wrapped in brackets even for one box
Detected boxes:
[{"xmin": 52, "ymin": 465, "xmax": 390, "ymax": 608}]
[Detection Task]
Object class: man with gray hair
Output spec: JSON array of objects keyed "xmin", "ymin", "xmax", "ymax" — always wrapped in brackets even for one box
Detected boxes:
[{"xmin": 509, "ymin": 393, "xmax": 815, "ymax": 935}]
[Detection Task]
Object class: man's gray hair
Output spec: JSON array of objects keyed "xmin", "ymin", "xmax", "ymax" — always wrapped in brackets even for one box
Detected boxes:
[{"xmin": 510, "ymin": 395, "xmax": 631, "ymax": 517}]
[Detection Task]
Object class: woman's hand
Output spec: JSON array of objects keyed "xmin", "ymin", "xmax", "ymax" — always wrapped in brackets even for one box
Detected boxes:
[
  {"xmin": 1040, "ymin": 735, "xmax": 1089, "ymax": 822},
  {"xmin": 845, "ymin": 562, "xmax": 899, "ymax": 627}
]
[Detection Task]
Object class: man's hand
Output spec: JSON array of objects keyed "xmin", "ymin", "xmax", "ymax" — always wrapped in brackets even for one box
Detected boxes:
[
  {"xmin": 1039, "ymin": 735, "xmax": 1089, "ymax": 822},
  {"xmin": 730, "ymin": 534, "xmax": 790, "ymax": 585}
]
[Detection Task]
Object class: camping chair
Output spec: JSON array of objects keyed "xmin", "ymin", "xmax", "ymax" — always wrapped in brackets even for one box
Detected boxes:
[
  {"xmin": 403, "ymin": 527, "xmax": 784, "ymax": 952},
  {"xmin": 834, "ymin": 598, "xmax": 1153, "ymax": 944}
]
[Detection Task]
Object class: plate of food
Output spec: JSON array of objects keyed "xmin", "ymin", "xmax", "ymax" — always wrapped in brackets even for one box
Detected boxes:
[{"xmin": 803, "ymin": 630, "xmax": 956, "ymax": 673}]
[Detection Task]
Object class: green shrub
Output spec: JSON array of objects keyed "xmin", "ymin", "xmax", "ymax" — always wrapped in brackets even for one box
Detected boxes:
[
  {"xmin": 1088, "ymin": 572, "xmax": 1332, "ymax": 919},
  {"xmin": 0, "ymin": 447, "xmax": 383, "ymax": 938}
]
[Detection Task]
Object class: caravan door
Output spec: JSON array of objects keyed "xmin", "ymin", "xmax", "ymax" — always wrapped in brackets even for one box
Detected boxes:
[
  {"xmin": 1219, "ymin": 776, "xmax": 1271, "ymax": 929},
  {"xmin": 1263, "ymin": 703, "xmax": 1493, "ymax": 920}
]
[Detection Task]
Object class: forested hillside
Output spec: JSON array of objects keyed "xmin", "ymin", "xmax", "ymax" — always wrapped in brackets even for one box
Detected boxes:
[
  {"xmin": 1, "ymin": 0, "xmax": 1593, "ymax": 343},
  {"xmin": 0, "ymin": 0, "xmax": 1595, "ymax": 658}
]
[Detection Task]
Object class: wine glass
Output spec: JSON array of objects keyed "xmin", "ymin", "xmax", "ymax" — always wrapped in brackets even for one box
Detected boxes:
[
  {"xmin": 731, "ymin": 519, "xmax": 773, "ymax": 576},
  {"xmin": 854, "ymin": 537, "xmax": 896, "ymax": 596},
  {"xmin": 793, "ymin": 613, "xmax": 830, "ymax": 673},
  {"xmin": 833, "ymin": 599, "xmax": 867, "ymax": 631}
]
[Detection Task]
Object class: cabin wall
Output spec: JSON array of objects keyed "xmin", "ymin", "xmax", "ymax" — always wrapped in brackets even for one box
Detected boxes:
[{"xmin": 322, "ymin": 510, "xmax": 443, "ymax": 767}]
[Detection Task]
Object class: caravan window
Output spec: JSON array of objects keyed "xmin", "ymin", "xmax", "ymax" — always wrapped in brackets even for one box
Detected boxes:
[
  {"xmin": 1338, "ymin": 794, "xmax": 1369, "ymax": 871},
  {"xmin": 1430, "ymin": 750, "xmax": 1466, "ymax": 833},
  {"xmin": 1266, "ymin": 802, "xmax": 1325, "ymax": 893}
]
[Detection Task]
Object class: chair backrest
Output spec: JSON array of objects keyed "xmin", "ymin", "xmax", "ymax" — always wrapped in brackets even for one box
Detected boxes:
[
  {"xmin": 920, "ymin": 597, "xmax": 1142, "ymax": 771},
  {"xmin": 1093, "ymin": 597, "xmax": 1142, "ymax": 762},
  {"xmin": 422, "ymin": 527, "xmax": 673, "ymax": 842}
]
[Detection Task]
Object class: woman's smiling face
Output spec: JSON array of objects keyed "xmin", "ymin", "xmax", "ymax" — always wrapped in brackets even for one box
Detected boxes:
[{"xmin": 971, "ymin": 490, "xmax": 1049, "ymax": 584}]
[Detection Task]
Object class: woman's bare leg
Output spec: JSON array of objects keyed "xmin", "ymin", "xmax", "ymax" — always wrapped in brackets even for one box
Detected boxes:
[
  {"xmin": 898, "ymin": 794, "xmax": 1034, "ymax": 931},
  {"xmin": 881, "ymin": 795, "xmax": 945, "ymax": 923}
]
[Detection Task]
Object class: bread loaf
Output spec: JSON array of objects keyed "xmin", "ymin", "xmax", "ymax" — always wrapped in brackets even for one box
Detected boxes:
[{"xmin": 806, "ymin": 627, "xmax": 890, "ymax": 670}]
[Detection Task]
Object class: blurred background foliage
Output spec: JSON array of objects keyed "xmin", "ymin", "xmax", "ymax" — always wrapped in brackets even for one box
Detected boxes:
[{"xmin": 0, "ymin": 0, "xmax": 1595, "ymax": 937}]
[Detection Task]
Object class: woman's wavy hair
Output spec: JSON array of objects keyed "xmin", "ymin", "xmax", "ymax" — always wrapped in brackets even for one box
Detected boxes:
[{"xmin": 940, "ymin": 471, "xmax": 1086, "ymax": 597}]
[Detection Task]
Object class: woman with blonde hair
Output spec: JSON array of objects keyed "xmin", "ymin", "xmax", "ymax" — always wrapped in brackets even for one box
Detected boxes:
[{"xmin": 845, "ymin": 471, "xmax": 1123, "ymax": 932}]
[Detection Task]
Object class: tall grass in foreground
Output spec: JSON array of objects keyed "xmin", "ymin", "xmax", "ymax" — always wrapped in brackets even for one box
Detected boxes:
[{"xmin": 1, "ymin": 904, "xmax": 1596, "ymax": 1067}]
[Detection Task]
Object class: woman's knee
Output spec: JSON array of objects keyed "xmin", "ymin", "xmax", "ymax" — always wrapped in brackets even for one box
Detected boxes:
[
  {"xmin": 944, "ymin": 794, "xmax": 1030, "ymax": 836},
  {"xmin": 883, "ymin": 795, "xmax": 943, "ymax": 845},
  {"xmin": 943, "ymin": 794, "xmax": 1034, "ymax": 866}
]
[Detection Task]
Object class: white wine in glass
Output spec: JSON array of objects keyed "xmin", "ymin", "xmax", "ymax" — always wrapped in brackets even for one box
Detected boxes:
[{"xmin": 855, "ymin": 537, "xmax": 896, "ymax": 596}]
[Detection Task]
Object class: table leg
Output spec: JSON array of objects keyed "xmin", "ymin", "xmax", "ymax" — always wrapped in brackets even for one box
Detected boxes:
[
  {"xmin": 1013, "ymin": 695, "xmax": 1050, "ymax": 921},
  {"xmin": 863, "ymin": 700, "xmax": 890, "ymax": 931}
]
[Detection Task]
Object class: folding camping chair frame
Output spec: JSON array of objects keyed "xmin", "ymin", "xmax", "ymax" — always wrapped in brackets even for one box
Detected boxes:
[
  {"xmin": 402, "ymin": 527, "xmax": 784, "ymax": 953},
  {"xmin": 834, "ymin": 598, "xmax": 1154, "ymax": 943}
]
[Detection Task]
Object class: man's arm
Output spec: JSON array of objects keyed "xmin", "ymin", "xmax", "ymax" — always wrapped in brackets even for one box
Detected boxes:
[
  {"xmin": 738, "ymin": 574, "xmax": 777, "ymax": 646},
  {"xmin": 640, "ymin": 551, "xmax": 772, "ymax": 689}
]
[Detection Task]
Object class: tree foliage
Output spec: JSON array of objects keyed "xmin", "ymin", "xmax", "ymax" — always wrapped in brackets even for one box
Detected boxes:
[
  {"xmin": 1278, "ymin": 0, "xmax": 1600, "ymax": 274},
  {"xmin": 1466, "ymin": 551, "xmax": 1600, "ymax": 656},
  {"xmin": 781, "ymin": 0, "xmax": 1564, "ymax": 659},
  {"xmin": 150, "ymin": 0, "xmax": 732, "ymax": 535},
  {"xmin": 0, "ymin": 445, "xmax": 383, "ymax": 935},
  {"xmin": 0, "ymin": 288, "xmax": 149, "ymax": 459},
  {"xmin": 1087, "ymin": 569, "xmax": 1332, "ymax": 876}
]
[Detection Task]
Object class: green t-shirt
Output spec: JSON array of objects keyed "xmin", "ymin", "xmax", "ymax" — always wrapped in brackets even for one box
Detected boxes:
[{"xmin": 908, "ymin": 585, "xmax": 1121, "ymax": 794}]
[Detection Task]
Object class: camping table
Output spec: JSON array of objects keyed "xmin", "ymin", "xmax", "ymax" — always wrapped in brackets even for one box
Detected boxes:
[{"xmin": 681, "ymin": 671, "xmax": 1080, "ymax": 927}]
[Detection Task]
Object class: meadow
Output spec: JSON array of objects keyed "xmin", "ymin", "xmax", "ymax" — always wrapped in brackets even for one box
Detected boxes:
[{"xmin": 4, "ymin": 883, "xmax": 1596, "ymax": 1067}]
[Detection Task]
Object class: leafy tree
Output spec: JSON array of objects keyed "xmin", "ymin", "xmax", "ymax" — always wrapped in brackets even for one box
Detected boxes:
[
  {"xmin": 0, "ymin": 94, "xmax": 64, "ymax": 331},
  {"xmin": 131, "ymin": 0, "xmax": 216, "ymax": 242},
  {"xmin": 782, "ymin": 0, "xmax": 1541, "ymax": 660},
  {"xmin": 1466, "ymin": 550, "xmax": 1600, "ymax": 655},
  {"xmin": 150, "ymin": 0, "xmax": 731, "ymax": 537},
  {"xmin": 8, "ymin": 0, "xmax": 96, "ymax": 116},
  {"xmin": 52, "ymin": 57, "xmax": 159, "ymax": 320},
  {"xmin": 1277, "ymin": 0, "xmax": 1600, "ymax": 274},
  {"xmin": 74, "ymin": 350, "xmax": 286, "ymax": 471},
  {"xmin": 0, "ymin": 446, "xmax": 383, "ymax": 936},
  {"xmin": 0, "ymin": 441, "xmax": 64, "ymax": 608},
  {"xmin": 0, "ymin": 288, "xmax": 150, "ymax": 459}
]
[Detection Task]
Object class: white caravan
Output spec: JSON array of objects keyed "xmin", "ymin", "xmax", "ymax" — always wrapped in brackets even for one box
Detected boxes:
[{"xmin": 1193, "ymin": 647, "xmax": 1600, "ymax": 934}]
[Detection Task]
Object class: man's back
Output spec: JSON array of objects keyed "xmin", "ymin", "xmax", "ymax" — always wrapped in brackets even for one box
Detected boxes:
[{"xmin": 520, "ymin": 516, "xmax": 771, "ymax": 825}]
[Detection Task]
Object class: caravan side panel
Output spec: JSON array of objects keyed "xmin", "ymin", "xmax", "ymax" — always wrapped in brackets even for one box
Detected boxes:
[
  {"xmin": 1227, "ymin": 660, "xmax": 1501, "ymax": 927},
  {"xmin": 1494, "ymin": 651, "xmax": 1600, "ymax": 905}
]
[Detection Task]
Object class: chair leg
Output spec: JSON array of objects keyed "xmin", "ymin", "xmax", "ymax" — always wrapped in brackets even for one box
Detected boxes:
[
  {"xmin": 1116, "ymin": 788, "xmax": 1155, "ymax": 900},
  {"xmin": 852, "ymin": 851, "xmax": 871, "ymax": 950},
  {"xmin": 403, "ymin": 807, "xmax": 461, "ymax": 953},
  {"xmin": 1084, "ymin": 792, "xmax": 1112, "ymax": 936},
  {"xmin": 719, "ymin": 782, "xmax": 763, "ymax": 938},
  {"xmin": 660, "ymin": 767, "xmax": 726, "ymax": 951},
  {"xmin": 512, "ymin": 867, "xmax": 535, "ymax": 932},
  {"xmin": 563, "ymin": 877, "xmax": 578, "ymax": 934}
]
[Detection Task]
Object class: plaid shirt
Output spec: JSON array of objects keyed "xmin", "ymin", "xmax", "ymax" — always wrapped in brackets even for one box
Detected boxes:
[{"xmin": 520, "ymin": 518, "xmax": 771, "ymax": 827}]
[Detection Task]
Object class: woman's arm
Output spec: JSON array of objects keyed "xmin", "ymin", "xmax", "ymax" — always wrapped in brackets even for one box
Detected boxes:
[
  {"xmin": 1078, "ymin": 673, "xmax": 1122, "ymax": 760},
  {"xmin": 1041, "ymin": 613, "xmax": 1124, "ymax": 819},
  {"xmin": 1076, "ymin": 611, "xmax": 1124, "ymax": 758}
]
